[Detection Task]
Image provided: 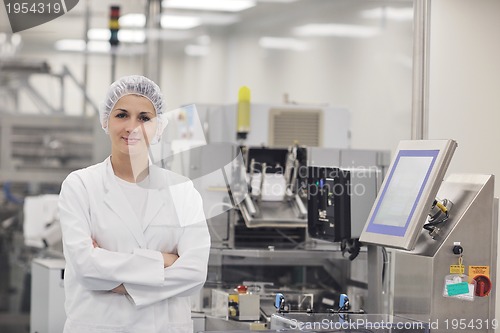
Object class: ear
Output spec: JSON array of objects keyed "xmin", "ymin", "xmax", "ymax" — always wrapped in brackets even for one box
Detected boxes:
[{"xmin": 102, "ymin": 118, "xmax": 109, "ymax": 134}]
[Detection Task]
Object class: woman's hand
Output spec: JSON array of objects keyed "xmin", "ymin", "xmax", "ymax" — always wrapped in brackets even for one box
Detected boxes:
[
  {"xmin": 162, "ymin": 252, "xmax": 179, "ymax": 268},
  {"xmin": 111, "ymin": 284, "xmax": 128, "ymax": 295}
]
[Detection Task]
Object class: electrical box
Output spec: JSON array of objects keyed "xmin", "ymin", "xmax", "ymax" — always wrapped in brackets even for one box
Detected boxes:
[{"xmin": 307, "ymin": 166, "xmax": 380, "ymax": 242}]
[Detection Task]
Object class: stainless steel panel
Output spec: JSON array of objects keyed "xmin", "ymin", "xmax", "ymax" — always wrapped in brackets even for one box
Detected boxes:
[
  {"xmin": 340, "ymin": 149, "xmax": 379, "ymax": 168},
  {"xmin": 349, "ymin": 168, "xmax": 381, "ymax": 238},
  {"xmin": 240, "ymin": 200, "xmax": 307, "ymax": 228},
  {"xmin": 307, "ymin": 147, "xmax": 341, "ymax": 167},
  {"xmin": 394, "ymin": 174, "xmax": 497, "ymax": 332},
  {"xmin": 205, "ymin": 316, "xmax": 267, "ymax": 331}
]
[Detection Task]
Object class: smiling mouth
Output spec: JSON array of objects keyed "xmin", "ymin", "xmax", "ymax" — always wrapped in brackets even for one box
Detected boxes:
[{"xmin": 122, "ymin": 137, "xmax": 141, "ymax": 145}]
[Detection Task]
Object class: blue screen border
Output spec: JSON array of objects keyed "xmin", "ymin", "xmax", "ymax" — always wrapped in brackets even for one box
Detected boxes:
[{"xmin": 366, "ymin": 149, "xmax": 439, "ymax": 237}]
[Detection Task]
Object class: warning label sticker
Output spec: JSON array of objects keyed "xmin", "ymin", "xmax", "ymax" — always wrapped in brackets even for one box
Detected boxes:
[
  {"xmin": 450, "ymin": 265, "xmax": 465, "ymax": 274},
  {"xmin": 469, "ymin": 266, "xmax": 490, "ymax": 278}
]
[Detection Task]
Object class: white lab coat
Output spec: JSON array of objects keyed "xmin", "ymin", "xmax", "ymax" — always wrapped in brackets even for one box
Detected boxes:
[{"xmin": 58, "ymin": 157, "xmax": 210, "ymax": 333}]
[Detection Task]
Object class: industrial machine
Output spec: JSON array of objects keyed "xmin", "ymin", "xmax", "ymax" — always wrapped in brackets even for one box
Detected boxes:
[
  {"xmin": 168, "ymin": 102, "xmax": 393, "ymax": 330},
  {"xmin": 201, "ymin": 145, "xmax": 390, "ymax": 330},
  {"xmin": 200, "ymin": 145, "xmax": 389, "ymax": 249},
  {"xmin": 0, "ymin": 113, "xmax": 102, "ymax": 184},
  {"xmin": 0, "ymin": 59, "xmax": 105, "ymax": 183},
  {"xmin": 268, "ymin": 139, "xmax": 497, "ymax": 333},
  {"xmin": 360, "ymin": 139, "xmax": 496, "ymax": 332}
]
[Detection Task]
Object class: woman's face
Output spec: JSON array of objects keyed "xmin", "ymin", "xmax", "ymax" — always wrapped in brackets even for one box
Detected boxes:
[{"xmin": 108, "ymin": 94, "xmax": 158, "ymax": 157}]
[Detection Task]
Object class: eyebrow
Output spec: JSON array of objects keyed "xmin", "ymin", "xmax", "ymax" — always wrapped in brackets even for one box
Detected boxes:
[{"xmin": 114, "ymin": 108, "xmax": 155, "ymax": 115}]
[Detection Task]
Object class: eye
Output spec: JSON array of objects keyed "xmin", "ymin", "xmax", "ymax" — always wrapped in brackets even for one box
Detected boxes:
[
  {"xmin": 115, "ymin": 112, "xmax": 127, "ymax": 119},
  {"xmin": 139, "ymin": 115, "xmax": 151, "ymax": 122}
]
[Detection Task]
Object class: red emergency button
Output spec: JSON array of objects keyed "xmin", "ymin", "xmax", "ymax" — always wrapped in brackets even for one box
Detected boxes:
[
  {"xmin": 236, "ymin": 285, "xmax": 248, "ymax": 294},
  {"xmin": 473, "ymin": 275, "xmax": 492, "ymax": 297}
]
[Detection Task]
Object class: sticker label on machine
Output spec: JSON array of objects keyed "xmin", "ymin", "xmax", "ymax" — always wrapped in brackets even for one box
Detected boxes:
[
  {"xmin": 449, "ymin": 265, "xmax": 464, "ymax": 274},
  {"xmin": 469, "ymin": 266, "xmax": 490, "ymax": 278}
]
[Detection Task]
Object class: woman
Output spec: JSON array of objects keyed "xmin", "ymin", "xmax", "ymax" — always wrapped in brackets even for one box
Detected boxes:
[{"xmin": 58, "ymin": 75, "xmax": 210, "ymax": 333}]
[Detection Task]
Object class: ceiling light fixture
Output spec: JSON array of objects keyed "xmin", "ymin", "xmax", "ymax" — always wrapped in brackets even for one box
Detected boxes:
[
  {"xmin": 161, "ymin": 15, "xmax": 201, "ymax": 29},
  {"xmin": 361, "ymin": 7, "xmax": 414, "ymax": 21},
  {"xmin": 185, "ymin": 44, "xmax": 210, "ymax": 56},
  {"xmin": 88, "ymin": 28, "xmax": 146, "ymax": 43},
  {"xmin": 54, "ymin": 39, "xmax": 110, "ymax": 52},
  {"xmin": 119, "ymin": 13, "xmax": 201, "ymax": 29},
  {"xmin": 259, "ymin": 37, "xmax": 308, "ymax": 51},
  {"xmin": 293, "ymin": 24, "xmax": 379, "ymax": 38},
  {"xmin": 119, "ymin": 14, "xmax": 146, "ymax": 27},
  {"xmin": 256, "ymin": 0, "xmax": 298, "ymax": 3},
  {"xmin": 162, "ymin": 0, "xmax": 255, "ymax": 12},
  {"xmin": 196, "ymin": 13, "xmax": 240, "ymax": 25}
]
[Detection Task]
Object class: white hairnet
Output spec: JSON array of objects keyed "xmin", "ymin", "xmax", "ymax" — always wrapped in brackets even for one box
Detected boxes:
[{"xmin": 100, "ymin": 75, "xmax": 166, "ymax": 143}]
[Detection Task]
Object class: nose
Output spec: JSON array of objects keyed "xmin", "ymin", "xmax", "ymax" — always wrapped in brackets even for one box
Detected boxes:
[{"xmin": 125, "ymin": 119, "xmax": 141, "ymax": 134}]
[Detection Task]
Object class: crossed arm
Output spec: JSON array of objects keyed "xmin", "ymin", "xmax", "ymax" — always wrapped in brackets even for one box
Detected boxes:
[{"xmin": 91, "ymin": 239, "xmax": 179, "ymax": 295}]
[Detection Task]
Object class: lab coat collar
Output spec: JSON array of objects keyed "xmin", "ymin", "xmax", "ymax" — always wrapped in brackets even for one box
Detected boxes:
[{"xmin": 102, "ymin": 157, "xmax": 166, "ymax": 246}]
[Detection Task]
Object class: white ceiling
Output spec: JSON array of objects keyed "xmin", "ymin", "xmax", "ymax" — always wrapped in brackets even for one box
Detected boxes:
[{"xmin": 0, "ymin": 0, "xmax": 413, "ymax": 54}]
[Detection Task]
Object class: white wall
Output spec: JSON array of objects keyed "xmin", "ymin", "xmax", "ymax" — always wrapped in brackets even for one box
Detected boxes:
[
  {"xmin": 428, "ymin": 0, "xmax": 500, "ymax": 327},
  {"xmin": 428, "ymin": 0, "xmax": 500, "ymax": 195}
]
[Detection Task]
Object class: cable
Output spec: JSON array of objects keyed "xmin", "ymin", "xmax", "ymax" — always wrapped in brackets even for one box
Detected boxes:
[
  {"xmin": 341, "ymin": 238, "xmax": 361, "ymax": 260},
  {"xmin": 293, "ymin": 239, "xmax": 318, "ymax": 250},
  {"xmin": 381, "ymin": 246, "xmax": 388, "ymax": 284},
  {"xmin": 274, "ymin": 228, "xmax": 299, "ymax": 245},
  {"xmin": 423, "ymin": 198, "xmax": 450, "ymax": 236}
]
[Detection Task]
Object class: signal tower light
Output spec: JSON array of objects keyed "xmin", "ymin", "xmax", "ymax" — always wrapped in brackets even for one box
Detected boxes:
[{"xmin": 109, "ymin": 5, "xmax": 120, "ymax": 47}]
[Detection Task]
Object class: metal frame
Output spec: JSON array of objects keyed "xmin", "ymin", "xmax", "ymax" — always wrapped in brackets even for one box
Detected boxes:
[
  {"xmin": 412, "ymin": 0, "xmax": 431, "ymax": 140},
  {"xmin": 0, "ymin": 61, "xmax": 98, "ymax": 116},
  {"xmin": 0, "ymin": 114, "xmax": 96, "ymax": 183}
]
